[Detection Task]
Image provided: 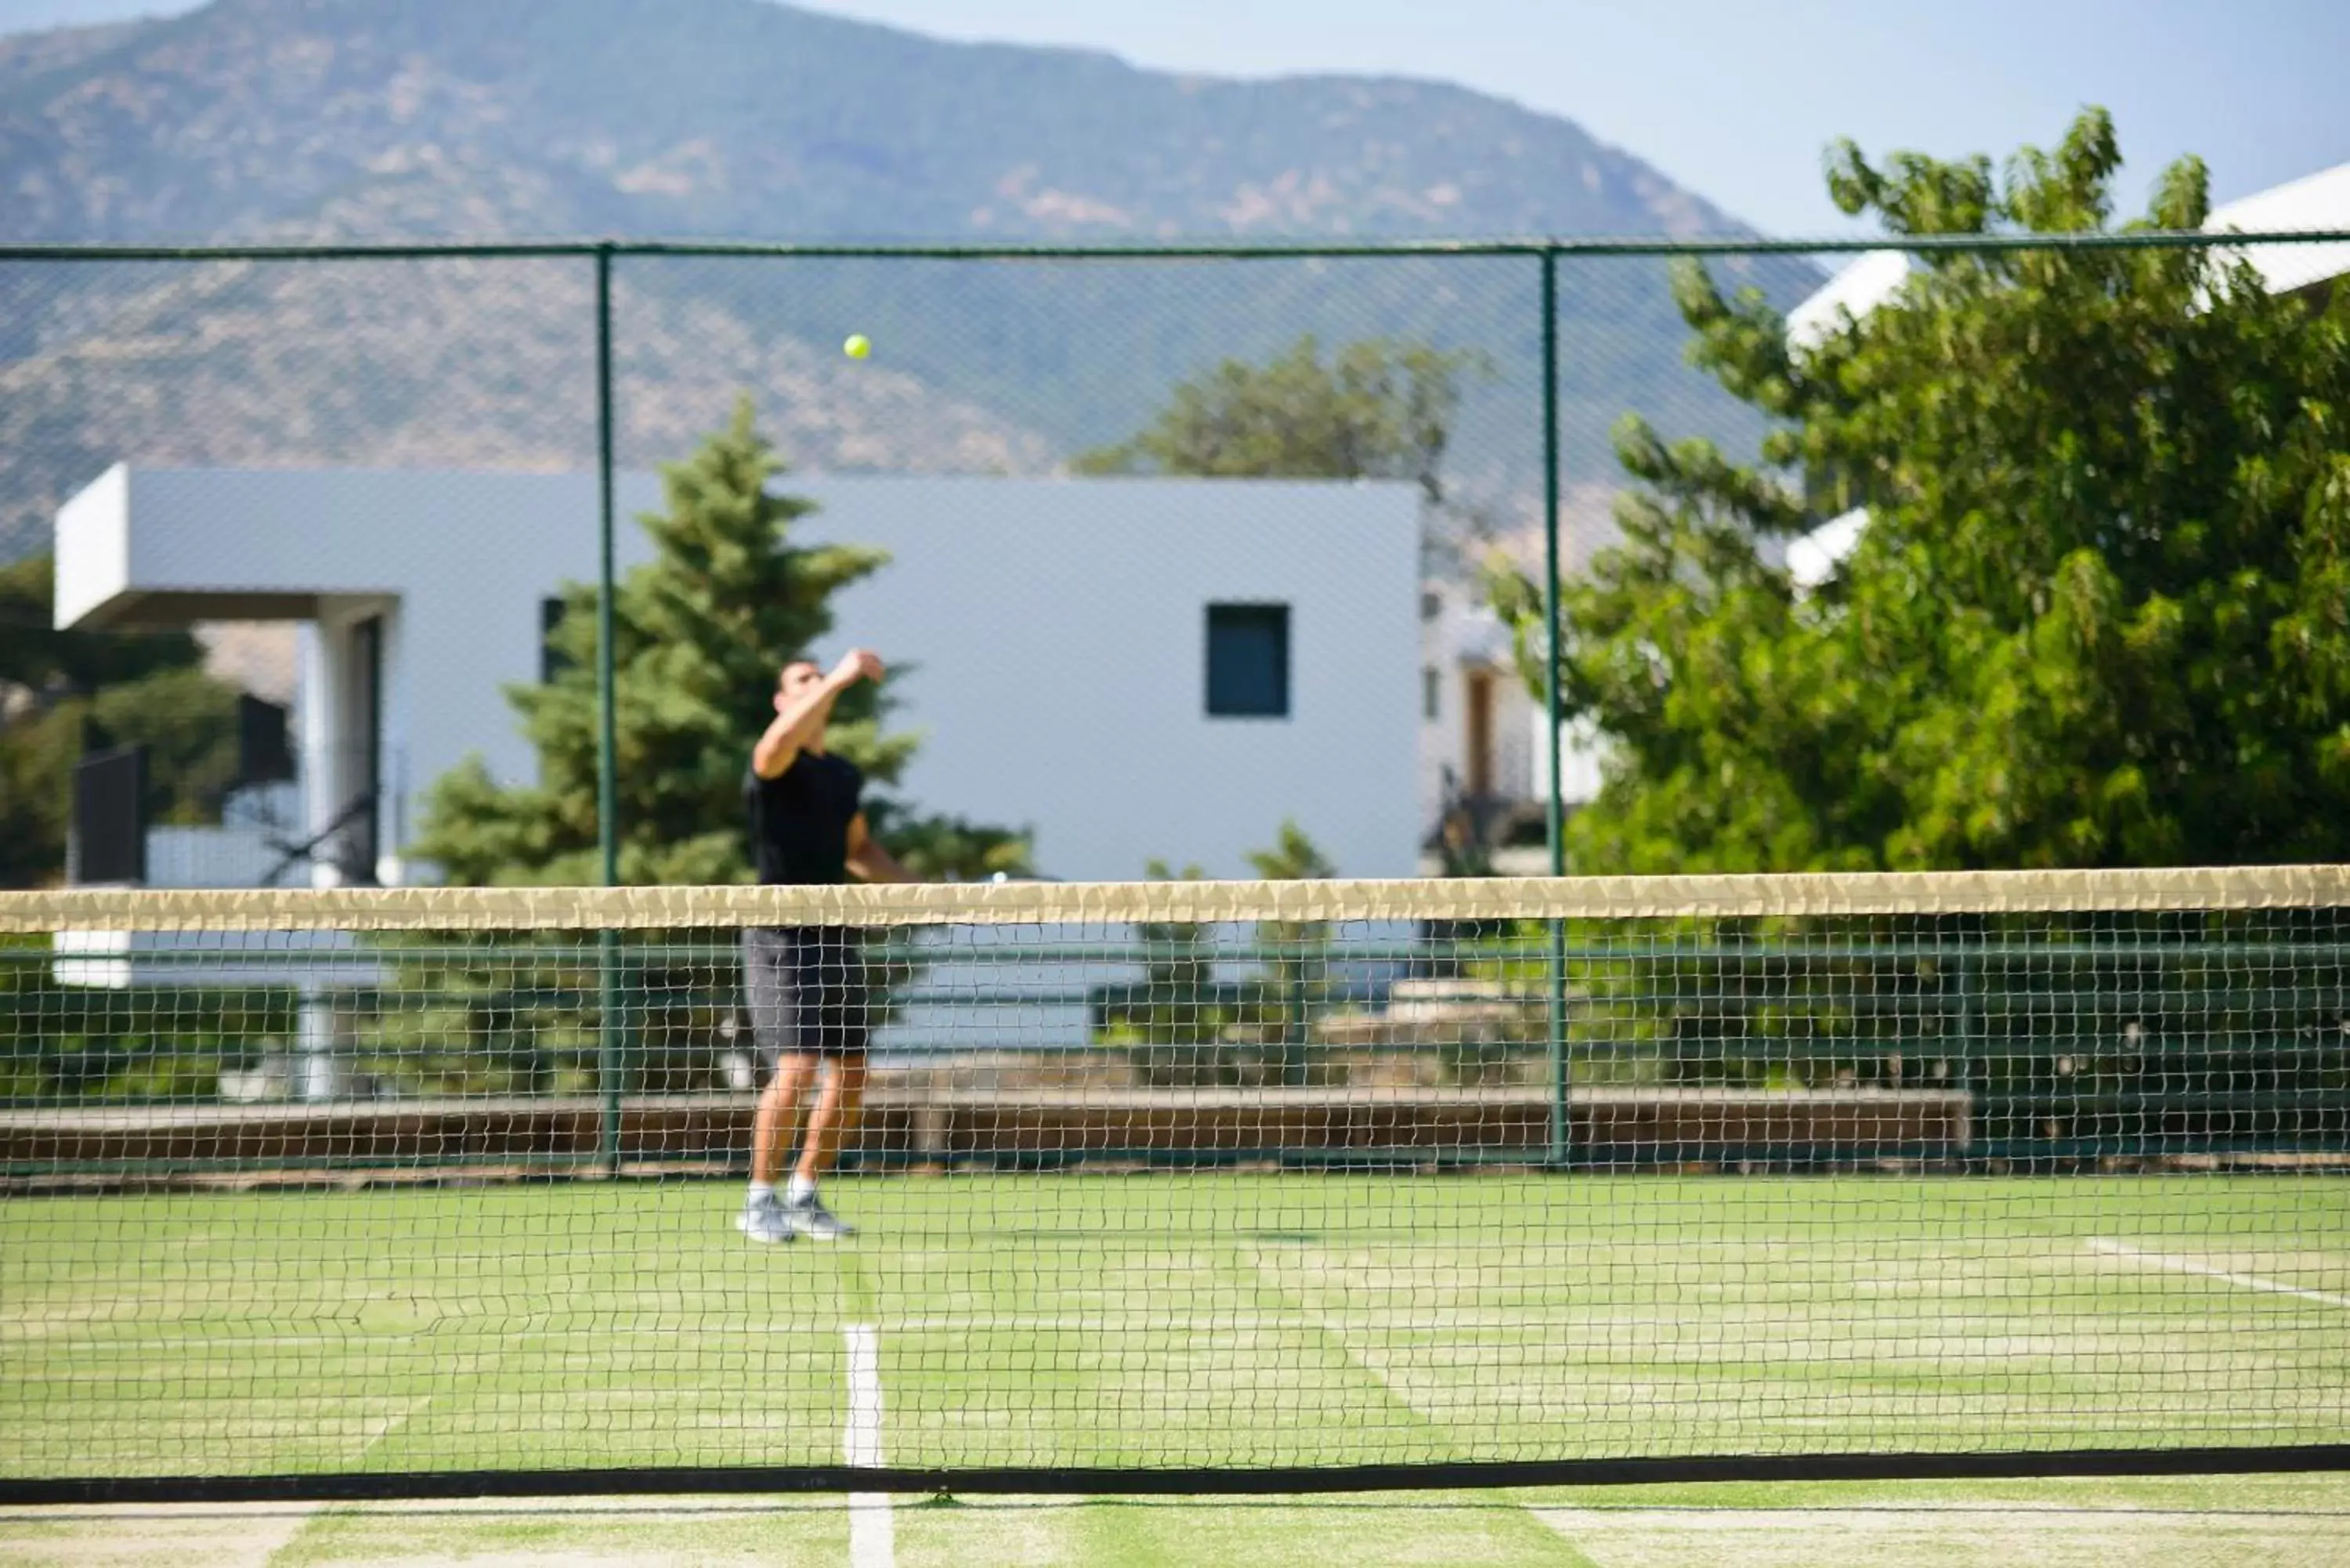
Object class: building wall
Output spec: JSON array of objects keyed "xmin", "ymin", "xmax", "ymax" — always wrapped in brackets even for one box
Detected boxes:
[
  {"xmin": 1417, "ymin": 580, "xmax": 1539, "ymax": 815},
  {"xmin": 59, "ymin": 468, "xmax": 1419, "ymax": 881}
]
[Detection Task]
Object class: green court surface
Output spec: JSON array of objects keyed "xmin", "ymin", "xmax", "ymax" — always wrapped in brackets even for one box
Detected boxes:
[
  {"xmin": 5, "ymin": 1174, "xmax": 2348, "ymax": 1483},
  {"xmin": 7, "ymin": 1477, "xmax": 2350, "ymax": 1567}
]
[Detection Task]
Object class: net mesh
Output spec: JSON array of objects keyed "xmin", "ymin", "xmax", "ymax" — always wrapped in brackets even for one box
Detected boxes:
[{"xmin": 3, "ymin": 871, "xmax": 2347, "ymax": 1486}]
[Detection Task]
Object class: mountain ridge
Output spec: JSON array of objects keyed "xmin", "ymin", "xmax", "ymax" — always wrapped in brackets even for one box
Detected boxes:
[
  {"xmin": 0, "ymin": 0, "xmax": 1815, "ymax": 564},
  {"xmin": 0, "ymin": 0, "xmax": 1771, "ymax": 244}
]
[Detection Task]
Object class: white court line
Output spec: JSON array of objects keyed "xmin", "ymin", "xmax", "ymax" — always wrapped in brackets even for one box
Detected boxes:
[
  {"xmin": 2088, "ymin": 1237, "xmax": 2350, "ymax": 1309},
  {"xmin": 844, "ymin": 1323, "xmax": 895, "ymax": 1568},
  {"xmin": 1240, "ymin": 1246, "xmax": 1435, "ymax": 1425},
  {"xmin": 353, "ymin": 1394, "xmax": 436, "ymax": 1462}
]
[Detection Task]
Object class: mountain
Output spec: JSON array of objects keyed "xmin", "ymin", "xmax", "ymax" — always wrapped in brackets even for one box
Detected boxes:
[
  {"xmin": 0, "ymin": 0, "xmax": 1817, "ymax": 562},
  {"xmin": 0, "ymin": 0, "xmax": 1753, "ymax": 245},
  {"xmin": 0, "ymin": 17, "xmax": 144, "ymax": 89}
]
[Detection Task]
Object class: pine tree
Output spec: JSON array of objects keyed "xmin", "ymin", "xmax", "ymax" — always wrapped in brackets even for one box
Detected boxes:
[{"xmin": 414, "ymin": 396, "xmax": 1025, "ymax": 884}]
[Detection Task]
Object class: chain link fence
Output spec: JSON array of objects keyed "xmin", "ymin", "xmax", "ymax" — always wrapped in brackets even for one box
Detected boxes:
[{"xmin": 2, "ymin": 231, "xmax": 2345, "ymax": 1165}]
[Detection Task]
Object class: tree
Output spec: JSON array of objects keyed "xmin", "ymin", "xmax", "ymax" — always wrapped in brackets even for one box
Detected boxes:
[
  {"xmin": 0, "ymin": 554, "xmax": 242, "ymax": 887},
  {"xmin": 1492, "ymin": 109, "xmax": 2350, "ymax": 873},
  {"xmin": 0, "ymin": 554, "xmax": 208, "ymax": 697},
  {"xmin": 1097, "ymin": 823, "xmax": 1340, "ymax": 1086},
  {"xmin": 397, "ymin": 399, "xmax": 1025, "ymax": 1096},
  {"xmin": 1075, "ymin": 334, "xmax": 1473, "ymax": 493},
  {"xmin": 1243, "ymin": 818, "xmax": 1337, "ymax": 883},
  {"xmin": 0, "ymin": 703, "xmax": 79, "ymax": 890},
  {"xmin": 413, "ymin": 396, "xmax": 1028, "ymax": 885},
  {"xmin": 1242, "ymin": 819, "xmax": 1336, "ymax": 1084},
  {"xmin": 1102, "ymin": 857, "xmax": 1218, "ymax": 1084},
  {"xmin": 1075, "ymin": 334, "xmax": 1491, "ymax": 569}
]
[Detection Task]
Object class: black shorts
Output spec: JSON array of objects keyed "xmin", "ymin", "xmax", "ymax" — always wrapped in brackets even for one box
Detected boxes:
[{"xmin": 741, "ymin": 927, "xmax": 873, "ymax": 1062}]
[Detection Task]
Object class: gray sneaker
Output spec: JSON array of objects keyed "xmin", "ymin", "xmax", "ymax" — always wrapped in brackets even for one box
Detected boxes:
[
  {"xmin": 783, "ymin": 1193, "xmax": 856, "ymax": 1241},
  {"xmin": 737, "ymin": 1193, "xmax": 794, "ymax": 1245}
]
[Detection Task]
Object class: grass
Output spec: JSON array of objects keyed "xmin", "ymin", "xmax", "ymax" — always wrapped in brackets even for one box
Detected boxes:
[
  {"xmin": 5, "ymin": 1172, "xmax": 2345, "ymax": 1483},
  {"xmin": 4, "ymin": 1173, "xmax": 2348, "ymax": 1561},
  {"xmin": 6, "ymin": 1477, "xmax": 2350, "ymax": 1566}
]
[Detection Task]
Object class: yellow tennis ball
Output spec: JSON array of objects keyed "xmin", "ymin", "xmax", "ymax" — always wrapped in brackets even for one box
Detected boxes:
[{"xmin": 843, "ymin": 334, "xmax": 871, "ymax": 360}]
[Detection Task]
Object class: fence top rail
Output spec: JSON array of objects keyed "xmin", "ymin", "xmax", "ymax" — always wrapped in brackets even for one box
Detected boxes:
[
  {"xmin": 3, "ymin": 866, "xmax": 2346, "ymax": 932},
  {"xmin": 2, "ymin": 229, "xmax": 2348, "ymax": 265}
]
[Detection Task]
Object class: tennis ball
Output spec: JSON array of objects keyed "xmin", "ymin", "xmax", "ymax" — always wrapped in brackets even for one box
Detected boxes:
[{"xmin": 843, "ymin": 334, "xmax": 871, "ymax": 360}]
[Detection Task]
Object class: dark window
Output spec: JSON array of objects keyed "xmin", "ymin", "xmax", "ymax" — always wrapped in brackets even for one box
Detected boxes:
[
  {"xmin": 1206, "ymin": 603, "xmax": 1289, "ymax": 718},
  {"xmin": 71, "ymin": 745, "xmax": 147, "ymax": 886},
  {"xmin": 540, "ymin": 597, "xmax": 571, "ymax": 685},
  {"xmin": 237, "ymin": 694, "xmax": 295, "ymax": 784},
  {"xmin": 345, "ymin": 616, "xmax": 383, "ymax": 883},
  {"xmin": 1422, "ymin": 665, "xmax": 1441, "ymax": 721}
]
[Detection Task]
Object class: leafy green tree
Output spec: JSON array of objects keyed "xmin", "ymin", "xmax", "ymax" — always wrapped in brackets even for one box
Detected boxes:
[
  {"xmin": 0, "ymin": 554, "xmax": 242, "ymax": 887},
  {"xmin": 1493, "ymin": 109, "xmax": 2350, "ymax": 873},
  {"xmin": 1076, "ymin": 334, "xmax": 1491, "ymax": 568},
  {"xmin": 90, "ymin": 669, "xmax": 244, "ymax": 825},
  {"xmin": 0, "ymin": 704, "xmax": 79, "ymax": 889},
  {"xmin": 1076, "ymin": 334, "xmax": 1475, "ymax": 493},
  {"xmin": 1098, "ymin": 857, "xmax": 1217, "ymax": 1083},
  {"xmin": 414, "ymin": 396, "xmax": 1027, "ymax": 885},
  {"xmin": 0, "ymin": 554, "xmax": 208, "ymax": 698},
  {"xmin": 1242, "ymin": 818, "xmax": 1336, "ymax": 1084},
  {"xmin": 1099, "ymin": 824, "xmax": 1340, "ymax": 1085},
  {"xmin": 1244, "ymin": 818, "xmax": 1336, "ymax": 883}
]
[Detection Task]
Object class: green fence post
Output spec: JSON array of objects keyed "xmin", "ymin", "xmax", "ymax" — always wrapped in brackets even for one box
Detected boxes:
[
  {"xmin": 1541, "ymin": 247, "xmax": 1571, "ymax": 1169},
  {"xmin": 1955, "ymin": 946, "xmax": 1976, "ymax": 1160},
  {"xmin": 595, "ymin": 244, "xmax": 624, "ymax": 1177},
  {"xmin": 1285, "ymin": 977, "xmax": 1307, "ymax": 1087}
]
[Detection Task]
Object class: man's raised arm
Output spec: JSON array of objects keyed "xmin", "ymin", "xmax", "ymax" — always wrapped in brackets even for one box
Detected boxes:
[{"xmin": 750, "ymin": 649, "xmax": 884, "ymax": 779}]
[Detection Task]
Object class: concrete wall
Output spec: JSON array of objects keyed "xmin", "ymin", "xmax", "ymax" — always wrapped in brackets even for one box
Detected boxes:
[{"xmin": 57, "ymin": 467, "xmax": 1420, "ymax": 880}]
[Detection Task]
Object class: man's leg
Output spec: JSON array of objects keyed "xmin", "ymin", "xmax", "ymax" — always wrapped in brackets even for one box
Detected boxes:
[
  {"xmin": 783, "ymin": 1052, "xmax": 867, "ymax": 1240},
  {"xmin": 754, "ymin": 1055, "xmax": 818, "ymax": 1186},
  {"xmin": 740, "ymin": 928, "xmax": 809, "ymax": 1241},
  {"xmin": 796, "ymin": 1053, "xmax": 870, "ymax": 1183},
  {"xmin": 741, "ymin": 1054, "xmax": 815, "ymax": 1243}
]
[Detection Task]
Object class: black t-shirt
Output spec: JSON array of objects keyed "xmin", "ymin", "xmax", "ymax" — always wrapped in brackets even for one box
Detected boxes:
[{"xmin": 744, "ymin": 750, "xmax": 865, "ymax": 886}]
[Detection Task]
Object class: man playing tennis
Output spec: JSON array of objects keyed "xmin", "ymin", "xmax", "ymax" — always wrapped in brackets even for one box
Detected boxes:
[{"xmin": 738, "ymin": 649, "xmax": 910, "ymax": 1245}]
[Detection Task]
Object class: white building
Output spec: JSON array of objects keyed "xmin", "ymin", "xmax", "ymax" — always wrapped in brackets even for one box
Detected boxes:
[
  {"xmin": 1418, "ymin": 580, "xmax": 1533, "ymax": 818},
  {"xmin": 1416, "ymin": 579, "xmax": 1602, "ymax": 870},
  {"xmin": 2204, "ymin": 161, "xmax": 2350, "ymax": 302},
  {"xmin": 1781, "ymin": 160, "xmax": 2350, "ymax": 587},
  {"xmin": 55, "ymin": 467, "xmax": 1423, "ymax": 883}
]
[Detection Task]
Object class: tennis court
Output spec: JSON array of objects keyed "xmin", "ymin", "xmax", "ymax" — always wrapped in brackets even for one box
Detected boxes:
[
  {"xmin": 9, "ymin": 1174, "xmax": 2347, "ymax": 1480},
  {"xmin": 5, "ymin": 101, "xmax": 2350, "ymax": 1566},
  {"xmin": 5, "ymin": 869, "xmax": 2348, "ymax": 1568}
]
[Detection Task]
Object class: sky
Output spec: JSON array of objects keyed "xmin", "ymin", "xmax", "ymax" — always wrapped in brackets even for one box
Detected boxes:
[{"xmin": 3, "ymin": 0, "xmax": 2345, "ymax": 236}]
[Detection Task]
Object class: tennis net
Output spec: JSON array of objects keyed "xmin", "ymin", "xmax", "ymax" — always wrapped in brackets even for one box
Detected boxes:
[{"xmin": 2, "ymin": 868, "xmax": 2348, "ymax": 1498}]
